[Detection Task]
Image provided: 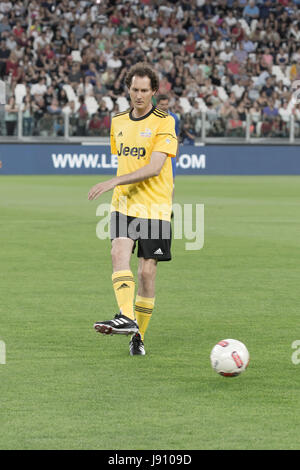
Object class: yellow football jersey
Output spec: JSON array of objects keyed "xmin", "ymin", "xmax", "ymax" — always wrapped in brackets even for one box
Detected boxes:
[{"xmin": 110, "ymin": 106, "xmax": 178, "ymax": 221}]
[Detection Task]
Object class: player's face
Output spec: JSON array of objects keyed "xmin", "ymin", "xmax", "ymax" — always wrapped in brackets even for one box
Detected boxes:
[
  {"xmin": 129, "ymin": 76, "xmax": 155, "ymax": 115},
  {"xmin": 157, "ymin": 99, "xmax": 169, "ymax": 112}
]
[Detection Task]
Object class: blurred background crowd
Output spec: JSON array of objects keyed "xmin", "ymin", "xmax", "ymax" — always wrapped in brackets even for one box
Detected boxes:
[{"xmin": 1, "ymin": 0, "xmax": 300, "ymax": 140}]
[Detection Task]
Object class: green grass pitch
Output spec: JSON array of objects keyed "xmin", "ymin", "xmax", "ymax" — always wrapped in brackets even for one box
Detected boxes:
[{"xmin": 0, "ymin": 174, "xmax": 299, "ymax": 450}]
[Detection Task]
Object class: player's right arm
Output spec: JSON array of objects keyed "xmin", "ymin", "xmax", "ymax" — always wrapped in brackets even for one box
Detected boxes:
[{"xmin": 87, "ymin": 151, "xmax": 167, "ymax": 201}]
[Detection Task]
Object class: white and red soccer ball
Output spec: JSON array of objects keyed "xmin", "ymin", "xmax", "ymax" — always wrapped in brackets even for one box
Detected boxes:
[{"xmin": 210, "ymin": 339, "xmax": 250, "ymax": 377}]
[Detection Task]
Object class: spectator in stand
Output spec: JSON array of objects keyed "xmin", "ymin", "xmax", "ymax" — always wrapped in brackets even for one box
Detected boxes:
[
  {"xmin": 33, "ymin": 30, "xmax": 48, "ymax": 51},
  {"xmin": 158, "ymin": 75, "xmax": 172, "ymax": 95},
  {"xmin": 243, "ymin": 0, "xmax": 259, "ymax": 24},
  {"xmin": 262, "ymin": 76, "xmax": 275, "ymax": 98},
  {"xmin": 94, "ymin": 77, "xmax": 108, "ymax": 98},
  {"xmin": 276, "ymin": 47, "xmax": 289, "ymax": 66},
  {"xmin": 68, "ymin": 62, "xmax": 82, "ymax": 86},
  {"xmin": 88, "ymin": 101, "xmax": 110, "ymax": 136},
  {"xmin": 88, "ymin": 112, "xmax": 102, "ymax": 136},
  {"xmin": 256, "ymin": 90, "xmax": 269, "ymax": 109},
  {"xmin": 219, "ymin": 43, "xmax": 233, "ymax": 62},
  {"xmin": 31, "ymin": 76, "xmax": 47, "ymax": 97},
  {"xmin": 58, "ymin": 88, "xmax": 69, "ymax": 108},
  {"xmin": 109, "ymin": 76, "xmax": 124, "ymax": 100},
  {"xmin": 5, "ymin": 95, "xmax": 18, "ymax": 135},
  {"xmin": 73, "ymin": 19, "xmax": 88, "ymax": 42},
  {"xmin": 181, "ymin": 116, "xmax": 196, "ymax": 145},
  {"xmin": 12, "ymin": 20, "xmax": 24, "ymax": 39},
  {"xmin": 259, "ymin": 1, "xmax": 271, "ymax": 21},
  {"xmin": 77, "ymin": 95, "xmax": 88, "ymax": 136},
  {"xmin": 212, "ymin": 35, "xmax": 227, "ymax": 53},
  {"xmin": 107, "ymin": 51, "xmax": 122, "ymax": 70},
  {"xmin": 0, "ymin": 15, "xmax": 11, "ymax": 36},
  {"xmin": 290, "ymin": 60, "xmax": 300, "ymax": 81},
  {"xmin": 242, "ymin": 35, "xmax": 256, "ymax": 54},
  {"xmin": 227, "ymin": 55, "xmax": 241, "ymax": 80},
  {"xmin": 289, "ymin": 22, "xmax": 300, "ymax": 41},
  {"xmin": 233, "ymin": 41, "xmax": 248, "ymax": 64},
  {"xmin": 21, "ymin": 94, "xmax": 34, "ymax": 136},
  {"xmin": 232, "ymin": 77, "xmax": 245, "ymax": 99},
  {"xmin": 172, "ymin": 76, "xmax": 185, "ymax": 97},
  {"xmin": 85, "ymin": 61, "xmax": 99, "ymax": 85},
  {"xmin": 32, "ymin": 94, "xmax": 46, "ymax": 128},
  {"xmin": 43, "ymin": 43, "xmax": 55, "ymax": 61},
  {"xmin": 261, "ymin": 47, "xmax": 273, "ymax": 68},
  {"xmin": 291, "ymin": 46, "xmax": 300, "ymax": 63},
  {"xmin": 249, "ymin": 101, "xmax": 261, "ymax": 136},
  {"xmin": 184, "ymin": 32, "xmax": 197, "ymax": 55},
  {"xmin": 47, "ymin": 97, "xmax": 62, "ymax": 115},
  {"xmin": 231, "ymin": 20, "xmax": 245, "ymax": 42},
  {"xmin": 159, "ymin": 21, "xmax": 172, "ymax": 39},
  {"xmin": 0, "ymin": 0, "xmax": 13, "ymax": 16},
  {"xmin": 262, "ymin": 100, "xmax": 279, "ymax": 136},
  {"xmin": 5, "ymin": 51, "xmax": 19, "ymax": 78},
  {"xmin": 77, "ymin": 75, "xmax": 94, "ymax": 97},
  {"xmin": 220, "ymin": 100, "xmax": 236, "ymax": 120},
  {"xmin": 293, "ymin": 103, "xmax": 300, "ymax": 137},
  {"xmin": 278, "ymin": 100, "xmax": 291, "ymax": 136},
  {"xmin": 0, "ymin": 39, "xmax": 10, "ymax": 78},
  {"xmin": 44, "ymin": 85, "xmax": 55, "ymax": 108}
]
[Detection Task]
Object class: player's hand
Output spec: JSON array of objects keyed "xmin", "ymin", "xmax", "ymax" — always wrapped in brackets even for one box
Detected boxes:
[{"xmin": 88, "ymin": 179, "xmax": 117, "ymax": 200}]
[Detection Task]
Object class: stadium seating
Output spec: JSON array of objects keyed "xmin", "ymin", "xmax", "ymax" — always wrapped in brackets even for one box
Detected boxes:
[{"xmin": 0, "ymin": 0, "xmax": 300, "ymax": 140}]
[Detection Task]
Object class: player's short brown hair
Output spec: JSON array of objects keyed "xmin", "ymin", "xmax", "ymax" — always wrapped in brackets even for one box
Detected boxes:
[{"xmin": 125, "ymin": 62, "xmax": 159, "ymax": 92}]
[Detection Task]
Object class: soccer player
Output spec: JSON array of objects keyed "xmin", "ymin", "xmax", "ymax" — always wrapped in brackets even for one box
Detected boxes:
[{"xmin": 88, "ymin": 63, "xmax": 178, "ymax": 356}]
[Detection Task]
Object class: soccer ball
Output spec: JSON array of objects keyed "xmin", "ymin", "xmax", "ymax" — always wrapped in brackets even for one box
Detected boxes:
[{"xmin": 210, "ymin": 339, "xmax": 250, "ymax": 377}]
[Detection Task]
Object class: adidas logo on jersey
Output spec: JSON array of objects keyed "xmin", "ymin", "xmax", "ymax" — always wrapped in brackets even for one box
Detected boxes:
[{"xmin": 154, "ymin": 248, "xmax": 163, "ymax": 255}]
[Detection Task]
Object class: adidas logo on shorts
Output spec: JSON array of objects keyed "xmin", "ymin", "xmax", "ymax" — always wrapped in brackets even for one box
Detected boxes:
[{"xmin": 154, "ymin": 248, "xmax": 163, "ymax": 255}]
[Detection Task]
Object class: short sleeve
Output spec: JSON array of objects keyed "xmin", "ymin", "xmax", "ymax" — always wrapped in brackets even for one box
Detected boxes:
[
  {"xmin": 110, "ymin": 119, "xmax": 117, "ymax": 155},
  {"xmin": 152, "ymin": 115, "xmax": 178, "ymax": 157}
]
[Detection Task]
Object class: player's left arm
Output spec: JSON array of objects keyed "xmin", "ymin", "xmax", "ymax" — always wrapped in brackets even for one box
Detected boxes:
[{"xmin": 88, "ymin": 152, "xmax": 167, "ymax": 200}]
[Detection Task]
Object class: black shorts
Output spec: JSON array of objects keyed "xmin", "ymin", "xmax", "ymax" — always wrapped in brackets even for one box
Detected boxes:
[{"xmin": 110, "ymin": 211, "xmax": 172, "ymax": 261}]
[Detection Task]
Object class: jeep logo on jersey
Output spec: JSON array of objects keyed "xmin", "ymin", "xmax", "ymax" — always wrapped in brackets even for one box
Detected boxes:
[{"xmin": 117, "ymin": 143, "xmax": 146, "ymax": 159}]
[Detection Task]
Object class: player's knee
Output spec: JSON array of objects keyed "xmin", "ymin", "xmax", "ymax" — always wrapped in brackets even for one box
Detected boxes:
[{"xmin": 111, "ymin": 241, "xmax": 132, "ymax": 271}]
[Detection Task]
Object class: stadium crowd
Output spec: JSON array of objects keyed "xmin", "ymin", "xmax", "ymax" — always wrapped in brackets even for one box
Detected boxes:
[{"xmin": 1, "ymin": 0, "xmax": 300, "ymax": 140}]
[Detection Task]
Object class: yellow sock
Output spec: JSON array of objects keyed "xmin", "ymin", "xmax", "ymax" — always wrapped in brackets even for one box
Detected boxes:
[
  {"xmin": 112, "ymin": 270, "xmax": 135, "ymax": 320},
  {"xmin": 135, "ymin": 295, "xmax": 155, "ymax": 341}
]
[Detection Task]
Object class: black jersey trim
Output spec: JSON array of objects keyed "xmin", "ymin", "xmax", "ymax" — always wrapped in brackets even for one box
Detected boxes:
[
  {"xmin": 156, "ymin": 133, "xmax": 177, "ymax": 139},
  {"xmin": 153, "ymin": 109, "xmax": 168, "ymax": 118},
  {"xmin": 129, "ymin": 105, "xmax": 156, "ymax": 121},
  {"xmin": 112, "ymin": 109, "xmax": 131, "ymax": 118},
  {"xmin": 154, "ymin": 107, "xmax": 169, "ymax": 117}
]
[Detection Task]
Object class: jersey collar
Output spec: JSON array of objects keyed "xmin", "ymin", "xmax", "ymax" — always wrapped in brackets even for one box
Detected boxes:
[{"xmin": 129, "ymin": 105, "xmax": 155, "ymax": 121}]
